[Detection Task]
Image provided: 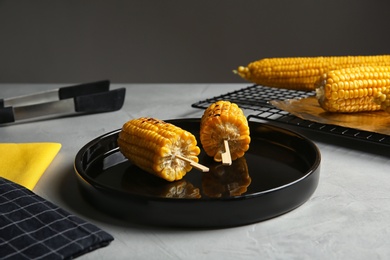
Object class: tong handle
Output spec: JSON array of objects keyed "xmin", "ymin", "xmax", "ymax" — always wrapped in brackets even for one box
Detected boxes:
[
  {"xmin": 0, "ymin": 107, "xmax": 15, "ymax": 124},
  {"xmin": 59, "ymin": 80, "xmax": 110, "ymax": 99},
  {"xmin": 0, "ymin": 80, "xmax": 110, "ymax": 108},
  {"xmin": 0, "ymin": 88, "xmax": 126, "ymax": 125},
  {"xmin": 74, "ymin": 88, "xmax": 126, "ymax": 113}
]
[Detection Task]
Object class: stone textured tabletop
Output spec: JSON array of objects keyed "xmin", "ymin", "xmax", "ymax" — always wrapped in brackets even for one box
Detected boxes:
[{"xmin": 2, "ymin": 83, "xmax": 390, "ymax": 260}]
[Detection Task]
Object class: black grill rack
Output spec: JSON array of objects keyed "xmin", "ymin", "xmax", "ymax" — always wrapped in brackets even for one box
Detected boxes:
[{"xmin": 191, "ymin": 84, "xmax": 390, "ymax": 146}]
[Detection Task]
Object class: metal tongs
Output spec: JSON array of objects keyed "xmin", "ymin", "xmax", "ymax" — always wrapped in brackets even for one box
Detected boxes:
[{"xmin": 0, "ymin": 80, "xmax": 126, "ymax": 125}]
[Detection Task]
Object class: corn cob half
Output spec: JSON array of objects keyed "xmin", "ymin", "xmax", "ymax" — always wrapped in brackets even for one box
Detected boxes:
[
  {"xmin": 118, "ymin": 117, "xmax": 201, "ymax": 182},
  {"xmin": 236, "ymin": 55, "xmax": 390, "ymax": 91},
  {"xmin": 315, "ymin": 66, "xmax": 390, "ymax": 113},
  {"xmin": 200, "ymin": 101, "xmax": 250, "ymax": 163}
]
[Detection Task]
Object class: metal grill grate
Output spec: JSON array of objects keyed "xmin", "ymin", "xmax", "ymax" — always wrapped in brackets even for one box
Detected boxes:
[{"xmin": 191, "ymin": 84, "xmax": 390, "ymax": 146}]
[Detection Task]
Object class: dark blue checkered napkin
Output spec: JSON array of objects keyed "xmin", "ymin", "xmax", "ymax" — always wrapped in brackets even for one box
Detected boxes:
[{"xmin": 0, "ymin": 177, "xmax": 114, "ymax": 259}]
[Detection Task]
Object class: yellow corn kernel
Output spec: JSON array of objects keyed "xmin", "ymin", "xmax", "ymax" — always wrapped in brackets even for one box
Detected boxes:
[
  {"xmin": 117, "ymin": 117, "xmax": 200, "ymax": 182},
  {"xmin": 315, "ymin": 66, "xmax": 390, "ymax": 112},
  {"xmin": 200, "ymin": 101, "xmax": 250, "ymax": 162},
  {"xmin": 374, "ymin": 87, "xmax": 390, "ymax": 114},
  {"xmin": 236, "ymin": 55, "xmax": 390, "ymax": 91}
]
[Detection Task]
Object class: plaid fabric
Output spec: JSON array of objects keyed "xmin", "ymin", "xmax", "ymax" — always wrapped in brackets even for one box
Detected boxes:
[{"xmin": 0, "ymin": 177, "xmax": 114, "ymax": 259}]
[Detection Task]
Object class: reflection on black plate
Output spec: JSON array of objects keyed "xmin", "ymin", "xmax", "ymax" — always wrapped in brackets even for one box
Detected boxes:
[
  {"xmin": 202, "ymin": 157, "xmax": 251, "ymax": 198},
  {"xmin": 74, "ymin": 119, "xmax": 321, "ymax": 228}
]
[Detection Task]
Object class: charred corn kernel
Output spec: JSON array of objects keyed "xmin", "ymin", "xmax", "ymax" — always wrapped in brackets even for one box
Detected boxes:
[
  {"xmin": 236, "ymin": 55, "xmax": 390, "ymax": 91},
  {"xmin": 117, "ymin": 117, "xmax": 201, "ymax": 182},
  {"xmin": 374, "ymin": 87, "xmax": 390, "ymax": 113},
  {"xmin": 200, "ymin": 101, "xmax": 250, "ymax": 162},
  {"xmin": 315, "ymin": 66, "xmax": 390, "ymax": 112}
]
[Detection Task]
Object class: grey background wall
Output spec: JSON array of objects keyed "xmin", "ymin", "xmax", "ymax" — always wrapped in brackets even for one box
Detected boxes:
[{"xmin": 0, "ymin": 0, "xmax": 389, "ymax": 83}]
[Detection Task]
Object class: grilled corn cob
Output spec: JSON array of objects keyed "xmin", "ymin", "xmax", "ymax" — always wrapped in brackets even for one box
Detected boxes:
[
  {"xmin": 315, "ymin": 66, "xmax": 390, "ymax": 112},
  {"xmin": 236, "ymin": 55, "xmax": 390, "ymax": 91},
  {"xmin": 118, "ymin": 117, "xmax": 201, "ymax": 182},
  {"xmin": 200, "ymin": 101, "xmax": 250, "ymax": 163}
]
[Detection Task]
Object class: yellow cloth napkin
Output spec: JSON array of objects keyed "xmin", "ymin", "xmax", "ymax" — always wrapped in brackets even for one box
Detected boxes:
[{"xmin": 0, "ymin": 143, "xmax": 61, "ymax": 190}]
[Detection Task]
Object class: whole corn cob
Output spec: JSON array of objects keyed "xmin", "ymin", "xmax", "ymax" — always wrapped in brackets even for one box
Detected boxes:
[
  {"xmin": 236, "ymin": 55, "xmax": 390, "ymax": 91},
  {"xmin": 315, "ymin": 66, "xmax": 390, "ymax": 112},
  {"xmin": 118, "ymin": 117, "xmax": 201, "ymax": 182},
  {"xmin": 200, "ymin": 101, "xmax": 250, "ymax": 163},
  {"xmin": 374, "ymin": 87, "xmax": 390, "ymax": 113}
]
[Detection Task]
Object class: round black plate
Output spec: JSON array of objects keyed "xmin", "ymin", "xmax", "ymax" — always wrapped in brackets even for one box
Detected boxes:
[{"xmin": 74, "ymin": 119, "xmax": 321, "ymax": 228}]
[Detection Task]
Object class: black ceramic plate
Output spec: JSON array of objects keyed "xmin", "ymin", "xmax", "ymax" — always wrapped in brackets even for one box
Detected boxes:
[{"xmin": 74, "ymin": 119, "xmax": 321, "ymax": 228}]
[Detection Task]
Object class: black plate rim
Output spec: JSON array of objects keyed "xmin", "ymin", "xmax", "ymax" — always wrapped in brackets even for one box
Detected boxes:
[{"xmin": 74, "ymin": 118, "xmax": 321, "ymax": 202}]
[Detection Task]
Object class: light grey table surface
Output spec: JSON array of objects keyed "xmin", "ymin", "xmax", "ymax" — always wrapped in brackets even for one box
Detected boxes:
[{"xmin": 2, "ymin": 83, "xmax": 390, "ymax": 260}]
